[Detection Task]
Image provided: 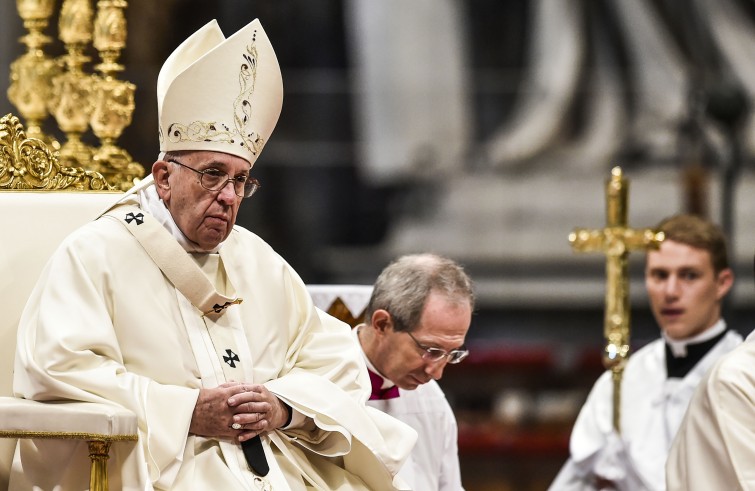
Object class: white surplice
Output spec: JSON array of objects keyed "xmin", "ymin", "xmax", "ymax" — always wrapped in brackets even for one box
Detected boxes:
[
  {"xmin": 353, "ymin": 328, "xmax": 464, "ymax": 491},
  {"xmin": 367, "ymin": 382, "xmax": 463, "ymax": 491},
  {"xmin": 11, "ymin": 180, "xmax": 416, "ymax": 490},
  {"xmin": 666, "ymin": 333, "xmax": 755, "ymax": 491},
  {"xmin": 549, "ymin": 325, "xmax": 742, "ymax": 491}
]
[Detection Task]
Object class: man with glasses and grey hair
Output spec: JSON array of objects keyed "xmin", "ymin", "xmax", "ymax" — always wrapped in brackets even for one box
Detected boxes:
[
  {"xmin": 354, "ymin": 253, "xmax": 474, "ymax": 490},
  {"xmin": 12, "ymin": 18, "xmax": 415, "ymax": 491}
]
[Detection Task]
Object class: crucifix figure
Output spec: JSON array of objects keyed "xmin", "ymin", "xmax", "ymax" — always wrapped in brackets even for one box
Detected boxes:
[{"xmin": 569, "ymin": 166, "xmax": 664, "ymax": 433}]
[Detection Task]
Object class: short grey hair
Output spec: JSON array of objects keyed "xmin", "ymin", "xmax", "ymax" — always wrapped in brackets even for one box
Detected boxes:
[{"xmin": 365, "ymin": 253, "xmax": 475, "ymax": 332}]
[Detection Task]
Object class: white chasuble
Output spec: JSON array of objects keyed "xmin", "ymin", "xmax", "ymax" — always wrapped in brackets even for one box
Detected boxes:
[
  {"xmin": 11, "ymin": 186, "xmax": 416, "ymax": 491},
  {"xmin": 666, "ymin": 334, "xmax": 755, "ymax": 490},
  {"xmin": 180, "ymin": 253, "xmax": 287, "ymax": 490}
]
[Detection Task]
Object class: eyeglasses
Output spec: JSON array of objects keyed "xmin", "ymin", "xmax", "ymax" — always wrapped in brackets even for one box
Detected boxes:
[
  {"xmin": 168, "ymin": 159, "xmax": 261, "ymax": 198},
  {"xmin": 405, "ymin": 331, "xmax": 469, "ymax": 364}
]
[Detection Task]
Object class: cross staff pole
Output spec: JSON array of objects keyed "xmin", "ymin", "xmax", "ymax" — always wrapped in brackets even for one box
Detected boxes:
[{"xmin": 568, "ymin": 166, "xmax": 664, "ymax": 433}]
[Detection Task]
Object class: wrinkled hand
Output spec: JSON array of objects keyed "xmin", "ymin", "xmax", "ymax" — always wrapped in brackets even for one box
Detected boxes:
[
  {"xmin": 227, "ymin": 383, "xmax": 291, "ymax": 442},
  {"xmin": 189, "ymin": 382, "xmax": 291, "ymax": 443}
]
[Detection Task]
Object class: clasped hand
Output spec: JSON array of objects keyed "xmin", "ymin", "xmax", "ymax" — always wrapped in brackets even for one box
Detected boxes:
[{"xmin": 190, "ymin": 381, "xmax": 290, "ymax": 442}]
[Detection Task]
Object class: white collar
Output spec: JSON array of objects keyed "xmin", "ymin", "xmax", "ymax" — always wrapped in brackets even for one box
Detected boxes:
[
  {"xmin": 354, "ymin": 324, "xmax": 395, "ymax": 390},
  {"xmin": 663, "ymin": 319, "xmax": 726, "ymax": 357},
  {"xmin": 137, "ymin": 182, "xmax": 222, "ymax": 254}
]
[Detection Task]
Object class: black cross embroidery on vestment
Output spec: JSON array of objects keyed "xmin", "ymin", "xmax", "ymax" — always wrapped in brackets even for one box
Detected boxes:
[
  {"xmin": 223, "ymin": 349, "xmax": 240, "ymax": 368},
  {"xmin": 125, "ymin": 212, "xmax": 144, "ymax": 225}
]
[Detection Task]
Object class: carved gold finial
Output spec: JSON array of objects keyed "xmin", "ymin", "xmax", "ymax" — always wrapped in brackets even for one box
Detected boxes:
[
  {"xmin": 90, "ymin": 0, "xmax": 145, "ymax": 191},
  {"xmin": 87, "ymin": 440, "xmax": 112, "ymax": 491},
  {"xmin": 0, "ymin": 113, "xmax": 113, "ymax": 191},
  {"xmin": 49, "ymin": 0, "xmax": 98, "ymax": 168},
  {"xmin": 8, "ymin": 0, "xmax": 61, "ymax": 149}
]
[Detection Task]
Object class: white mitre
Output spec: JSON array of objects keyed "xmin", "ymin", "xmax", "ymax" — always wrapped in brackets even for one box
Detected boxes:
[{"xmin": 157, "ymin": 19, "xmax": 283, "ymax": 167}]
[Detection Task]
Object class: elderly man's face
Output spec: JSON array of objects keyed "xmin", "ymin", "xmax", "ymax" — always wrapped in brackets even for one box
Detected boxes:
[
  {"xmin": 154, "ymin": 151, "xmax": 250, "ymax": 251},
  {"xmin": 376, "ymin": 292, "xmax": 471, "ymax": 390}
]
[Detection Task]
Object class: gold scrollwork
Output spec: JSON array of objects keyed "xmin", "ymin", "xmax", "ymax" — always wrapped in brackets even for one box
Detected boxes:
[
  {"xmin": 234, "ymin": 43, "xmax": 265, "ymax": 157},
  {"xmin": 0, "ymin": 113, "xmax": 113, "ymax": 191},
  {"xmin": 167, "ymin": 121, "xmax": 236, "ymax": 145}
]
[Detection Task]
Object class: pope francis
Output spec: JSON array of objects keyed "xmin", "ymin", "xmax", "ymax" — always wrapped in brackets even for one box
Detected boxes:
[{"xmin": 10, "ymin": 18, "xmax": 416, "ymax": 490}]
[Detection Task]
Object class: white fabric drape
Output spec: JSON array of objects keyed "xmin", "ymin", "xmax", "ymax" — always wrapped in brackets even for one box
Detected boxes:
[{"xmin": 345, "ymin": 0, "xmax": 471, "ymax": 183}]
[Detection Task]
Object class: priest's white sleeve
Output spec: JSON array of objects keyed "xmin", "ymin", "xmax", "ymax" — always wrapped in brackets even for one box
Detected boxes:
[{"xmin": 549, "ymin": 370, "xmax": 651, "ymax": 490}]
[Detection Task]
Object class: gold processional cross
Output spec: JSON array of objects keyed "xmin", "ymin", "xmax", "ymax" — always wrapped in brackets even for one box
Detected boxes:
[{"xmin": 568, "ymin": 166, "xmax": 664, "ymax": 433}]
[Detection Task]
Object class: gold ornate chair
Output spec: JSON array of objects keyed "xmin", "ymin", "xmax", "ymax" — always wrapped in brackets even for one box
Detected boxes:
[
  {"xmin": 306, "ymin": 284, "xmax": 373, "ymax": 327},
  {"xmin": 0, "ymin": 114, "xmax": 138, "ymax": 491}
]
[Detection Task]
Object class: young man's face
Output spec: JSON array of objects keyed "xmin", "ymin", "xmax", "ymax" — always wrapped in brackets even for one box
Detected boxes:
[{"xmin": 645, "ymin": 239, "xmax": 733, "ymax": 340}]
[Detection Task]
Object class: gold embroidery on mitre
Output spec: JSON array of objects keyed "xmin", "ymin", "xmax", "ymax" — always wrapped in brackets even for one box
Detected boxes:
[
  {"xmin": 164, "ymin": 31, "xmax": 267, "ymax": 158},
  {"xmin": 234, "ymin": 36, "xmax": 266, "ymax": 157},
  {"xmin": 167, "ymin": 121, "xmax": 237, "ymax": 145}
]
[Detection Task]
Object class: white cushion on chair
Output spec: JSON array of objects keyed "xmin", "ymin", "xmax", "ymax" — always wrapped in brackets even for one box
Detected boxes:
[{"xmin": 0, "ymin": 398, "xmax": 138, "ymax": 437}]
